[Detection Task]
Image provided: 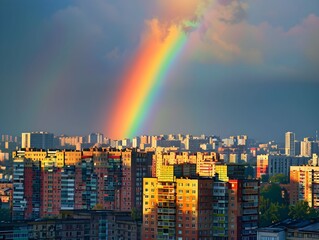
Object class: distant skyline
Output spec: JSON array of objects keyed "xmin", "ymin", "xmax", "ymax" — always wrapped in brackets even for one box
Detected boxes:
[
  {"xmin": 1, "ymin": 130, "xmax": 319, "ymax": 145},
  {"xmin": 1, "ymin": 1, "xmax": 319, "ymax": 141}
]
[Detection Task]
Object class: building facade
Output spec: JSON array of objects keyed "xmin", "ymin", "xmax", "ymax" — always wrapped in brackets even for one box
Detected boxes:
[
  {"xmin": 21, "ymin": 132, "xmax": 54, "ymax": 149},
  {"xmin": 12, "ymin": 148, "xmax": 152, "ymax": 220},
  {"xmin": 290, "ymin": 164, "xmax": 319, "ymax": 207},
  {"xmin": 142, "ymin": 177, "xmax": 214, "ymax": 240},
  {"xmin": 257, "ymin": 154, "xmax": 310, "ymax": 179},
  {"xmin": 285, "ymin": 132, "xmax": 295, "ymax": 156},
  {"xmin": 228, "ymin": 179, "xmax": 259, "ymax": 240},
  {"xmin": 12, "ymin": 157, "xmax": 41, "ymax": 220}
]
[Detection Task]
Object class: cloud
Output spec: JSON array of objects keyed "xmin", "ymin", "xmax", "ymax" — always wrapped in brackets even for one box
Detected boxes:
[
  {"xmin": 31, "ymin": 0, "xmax": 319, "ymax": 87},
  {"xmin": 217, "ymin": 0, "xmax": 247, "ymax": 24},
  {"xmin": 137, "ymin": 0, "xmax": 319, "ymax": 77},
  {"xmin": 106, "ymin": 47, "xmax": 121, "ymax": 61},
  {"xmin": 181, "ymin": 10, "xmax": 319, "ymax": 77},
  {"xmin": 150, "ymin": 0, "xmax": 209, "ymax": 25},
  {"xmin": 287, "ymin": 14, "xmax": 319, "ymax": 64},
  {"xmin": 47, "ymin": 0, "xmax": 253, "ymax": 65},
  {"xmin": 143, "ymin": 0, "xmax": 249, "ymax": 33},
  {"xmin": 136, "ymin": 0, "xmax": 250, "ymax": 57}
]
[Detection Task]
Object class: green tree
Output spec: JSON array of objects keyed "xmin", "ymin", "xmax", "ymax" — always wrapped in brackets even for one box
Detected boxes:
[
  {"xmin": 269, "ymin": 173, "xmax": 288, "ymax": 184},
  {"xmin": 259, "ymin": 196, "xmax": 289, "ymax": 227},
  {"xmin": 259, "ymin": 183, "xmax": 290, "ymax": 227},
  {"xmin": 261, "ymin": 183, "xmax": 287, "ymax": 205},
  {"xmin": 289, "ymin": 201, "xmax": 319, "ymax": 220}
]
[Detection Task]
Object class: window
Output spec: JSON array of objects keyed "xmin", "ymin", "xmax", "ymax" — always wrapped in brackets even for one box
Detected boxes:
[{"xmin": 260, "ymin": 237, "xmax": 276, "ymax": 240}]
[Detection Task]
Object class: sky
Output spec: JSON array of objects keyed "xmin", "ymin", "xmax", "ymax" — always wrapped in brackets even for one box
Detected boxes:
[{"xmin": 0, "ymin": 0, "xmax": 319, "ymax": 142}]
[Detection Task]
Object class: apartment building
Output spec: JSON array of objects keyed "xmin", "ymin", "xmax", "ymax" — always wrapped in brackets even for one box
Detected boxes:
[{"xmin": 142, "ymin": 177, "xmax": 214, "ymax": 240}]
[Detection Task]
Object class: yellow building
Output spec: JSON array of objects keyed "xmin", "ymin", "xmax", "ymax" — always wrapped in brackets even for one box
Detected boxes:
[
  {"xmin": 142, "ymin": 177, "xmax": 214, "ymax": 240},
  {"xmin": 153, "ymin": 151, "xmax": 220, "ymax": 177},
  {"xmin": 13, "ymin": 149, "xmax": 47, "ymax": 162},
  {"xmin": 13, "ymin": 149, "xmax": 83, "ymax": 167},
  {"xmin": 215, "ymin": 165, "xmax": 229, "ymax": 181},
  {"xmin": 290, "ymin": 165, "xmax": 319, "ymax": 207}
]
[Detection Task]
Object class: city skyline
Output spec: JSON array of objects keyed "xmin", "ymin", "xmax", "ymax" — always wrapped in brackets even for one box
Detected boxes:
[
  {"xmin": 1, "ymin": 1, "xmax": 319, "ymax": 141},
  {"xmin": 2, "ymin": 130, "xmax": 319, "ymax": 147}
]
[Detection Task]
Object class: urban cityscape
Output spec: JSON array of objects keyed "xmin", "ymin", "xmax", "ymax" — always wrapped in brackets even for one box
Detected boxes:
[
  {"xmin": 1, "ymin": 1, "xmax": 319, "ymax": 240},
  {"xmin": 0, "ymin": 131, "xmax": 319, "ymax": 239}
]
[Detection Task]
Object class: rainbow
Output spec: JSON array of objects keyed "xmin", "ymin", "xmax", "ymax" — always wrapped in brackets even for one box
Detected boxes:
[{"xmin": 107, "ymin": 22, "xmax": 199, "ymax": 140}]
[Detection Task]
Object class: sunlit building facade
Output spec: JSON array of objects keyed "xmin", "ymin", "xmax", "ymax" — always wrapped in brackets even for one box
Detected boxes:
[
  {"xmin": 12, "ymin": 148, "xmax": 152, "ymax": 220},
  {"xmin": 142, "ymin": 177, "xmax": 214, "ymax": 240},
  {"xmin": 228, "ymin": 179, "xmax": 259, "ymax": 240},
  {"xmin": 285, "ymin": 132, "xmax": 295, "ymax": 156},
  {"xmin": 12, "ymin": 157, "xmax": 41, "ymax": 220},
  {"xmin": 290, "ymin": 164, "xmax": 319, "ymax": 208}
]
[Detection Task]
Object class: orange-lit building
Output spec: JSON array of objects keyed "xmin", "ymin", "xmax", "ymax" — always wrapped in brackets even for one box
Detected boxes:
[
  {"xmin": 12, "ymin": 148, "xmax": 153, "ymax": 220},
  {"xmin": 142, "ymin": 177, "xmax": 214, "ymax": 240},
  {"xmin": 41, "ymin": 160, "xmax": 61, "ymax": 217},
  {"xmin": 12, "ymin": 156, "xmax": 41, "ymax": 220},
  {"xmin": 228, "ymin": 179, "xmax": 259, "ymax": 240},
  {"xmin": 152, "ymin": 151, "xmax": 220, "ymax": 178},
  {"xmin": 290, "ymin": 165, "xmax": 319, "ymax": 208},
  {"xmin": 61, "ymin": 150, "xmax": 82, "ymax": 166},
  {"xmin": 12, "ymin": 149, "xmax": 83, "ymax": 167}
]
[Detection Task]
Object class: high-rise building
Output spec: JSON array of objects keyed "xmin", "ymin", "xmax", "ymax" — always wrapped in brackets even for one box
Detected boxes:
[
  {"xmin": 152, "ymin": 151, "xmax": 220, "ymax": 178},
  {"xmin": 294, "ymin": 140, "xmax": 301, "ymax": 156},
  {"xmin": 300, "ymin": 137, "xmax": 318, "ymax": 157},
  {"xmin": 215, "ymin": 164, "xmax": 246, "ymax": 181},
  {"xmin": 12, "ymin": 147, "xmax": 153, "ymax": 220},
  {"xmin": 213, "ymin": 181, "xmax": 229, "ymax": 239},
  {"xmin": 21, "ymin": 133, "xmax": 30, "ymax": 149},
  {"xmin": 228, "ymin": 179, "xmax": 259, "ymax": 240},
  {"xmin": 12, "ymin": 156, "xmax": 41, "ymax": 221},
  {"xmin": 256, "ymin": 154, "xmax": 310, "ymax": 179},
  {"xmin": 60, "ymin": 165, "xmax": 75, "ymax": 210},
  {"xmin": 196, "ymin": 152, "xmax": 220, "ymax": 177},
  {"xmin": 12, "ymin": 149, "xmax": 82, "ymax": 167},
  {"xmin": 83, "ymin": 148, "xmax": 152, "ymax": 212},
  {"xmin": 142, "ymin": 177, "xmax": 214, "ymax": 240},
  {"xmin": 153, "ymin": 138, "xmax": 181, "ymax": 148},
  {"xmin": 59, "ymin": 135, "xmax": 83, "ymax": 149},
  {"xmin": 132, "ymin": 137, "xmax": 140, "ymax": 148},
  {"xmin": 290, "ymin": 158, "xmax": 319, "ymax": 207},
  {"xmin": 21, "ymin": 132, "xmax": 54, "ymax": 149},
  {"xmin": 75, "ymin": 157, "xmax": 98, "ymax": 210},
  {"xmin": 88, "ymin": 132, "xmax": 103, "ymax": 145},
  {"xmin": 285, "ymin": 132, "xmax": 295, "ymax": 156},
  {"xmin": 184, "ymin": 137, "xmax": 209, "ymax": 152},
  {"xmin": 40, "ymin": 160, "xmax": 61, "ymax": 217}
]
